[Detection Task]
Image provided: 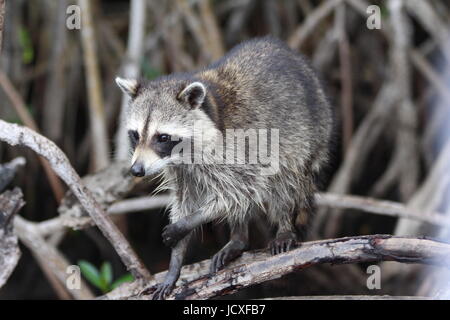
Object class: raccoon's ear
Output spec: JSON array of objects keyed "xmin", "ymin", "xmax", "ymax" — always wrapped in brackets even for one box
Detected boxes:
[
  {"xmin": 115, "ymin": 77, "xmax": 139, "ymax": 98},
  {"xmin": 177, "ymin": 82, "xmax": 206, "ymax": 109}
]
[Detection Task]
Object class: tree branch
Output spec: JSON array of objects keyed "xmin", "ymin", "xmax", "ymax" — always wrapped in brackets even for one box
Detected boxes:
[
  {"xmin": 103, "ymin": 235, "xmax": 450, "ymax": 300},
  {"xmin": 315, "ymin": 193, "xmax": 450, "ymax": 228}
]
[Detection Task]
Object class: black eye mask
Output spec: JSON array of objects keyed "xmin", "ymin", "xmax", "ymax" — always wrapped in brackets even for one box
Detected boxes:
[
  {"xmin": 128, "ymin": 130, "xmax": 139, "ymax": 150},
  {"xmin": 151, "ymin": 134, "xmax": 182, "ymax": 158}
]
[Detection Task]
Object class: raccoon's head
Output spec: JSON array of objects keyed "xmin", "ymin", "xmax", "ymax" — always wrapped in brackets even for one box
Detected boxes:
[{"xmin": 115, "ymin": 76, "xmax": 219, "ymax": 177}]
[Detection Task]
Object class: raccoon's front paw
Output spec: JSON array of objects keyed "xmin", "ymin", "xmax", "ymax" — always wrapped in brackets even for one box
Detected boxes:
[
  {"xmin": 269, "ymin": 232, "xmax": 297, "ymax": 255},
  {"xmin": 162, "ymin": 222, "xmax": 189, "ymax": 247},
  {"xmin": 152, "ymin": 279, "xmax": 176, "ymax": 300}
]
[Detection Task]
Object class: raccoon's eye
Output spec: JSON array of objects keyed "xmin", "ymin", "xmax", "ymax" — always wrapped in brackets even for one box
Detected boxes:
[
  {"xmin": 128, "ymin": 130, "xmax": 139, "ymax": 149},
  {"xmin": 157, "ymin": 134, "xmax": 171, "ymax": 143}
]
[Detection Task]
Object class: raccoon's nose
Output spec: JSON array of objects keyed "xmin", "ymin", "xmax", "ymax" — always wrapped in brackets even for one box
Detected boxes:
[{"xmin": 130, "ymin": 162, "xmax": 145, "ymax": 177}]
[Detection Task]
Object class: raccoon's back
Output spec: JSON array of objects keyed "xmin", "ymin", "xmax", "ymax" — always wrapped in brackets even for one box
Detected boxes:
[{"xmin": 198, "ymin": 36, "xmax": 334, "ymax": 160}]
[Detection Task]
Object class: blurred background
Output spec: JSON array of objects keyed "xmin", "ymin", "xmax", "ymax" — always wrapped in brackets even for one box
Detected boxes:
[{"xmin": 1, "ymin": 0, "xmax": 450, "ymax": 299}]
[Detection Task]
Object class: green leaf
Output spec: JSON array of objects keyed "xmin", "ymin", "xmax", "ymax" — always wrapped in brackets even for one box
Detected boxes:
[
  {"xmin": 18, "ymin": 27, "xmax": 34, "ymax": 64},
  {"xmin": 78, "ymin": 260, "xmax": 102, "ymax": 290},
  {"xmin": 100, "ymin": 262, "xmax": 113, "ymax": 287},
  {"xmin": 111, "ymin": 273, "xmax": 134, "ymax": 290}
]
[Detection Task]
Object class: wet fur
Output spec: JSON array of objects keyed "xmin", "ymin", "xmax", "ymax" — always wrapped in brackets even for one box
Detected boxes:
[{"xmin": 165, "ymin": 37, "xmax": 333, "ymax": 228}]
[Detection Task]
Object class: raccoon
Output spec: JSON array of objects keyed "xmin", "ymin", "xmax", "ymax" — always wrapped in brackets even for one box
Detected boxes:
[{"xmin": 115, "ymin": 36, "xmax": 334, "ymax": 299}]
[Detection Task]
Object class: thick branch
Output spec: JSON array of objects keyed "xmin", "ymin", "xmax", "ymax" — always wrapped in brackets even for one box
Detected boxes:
[{"xmin": 104, "ymin": 235, "xmax": 450, "ymax": 300}]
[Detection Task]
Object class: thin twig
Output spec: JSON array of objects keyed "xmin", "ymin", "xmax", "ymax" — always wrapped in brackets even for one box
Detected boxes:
[{"xmin": 316, "ymin": 193, "xmax": 450, "ymax": 228}]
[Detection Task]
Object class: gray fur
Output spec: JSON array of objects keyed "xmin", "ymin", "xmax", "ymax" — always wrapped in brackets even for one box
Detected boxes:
[{"xmin": 117, "ymin": 36, "xmax": 335, "ymax": 299}]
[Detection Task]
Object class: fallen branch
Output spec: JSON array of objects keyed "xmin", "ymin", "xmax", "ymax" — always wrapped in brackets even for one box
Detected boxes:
[
  {"xmin": 104, "ymin": 235, "xmax": 450, "ymax": 300},
  {"xmin": 0, "ymin": 119, "xmax": 150, "ymax": 280}
]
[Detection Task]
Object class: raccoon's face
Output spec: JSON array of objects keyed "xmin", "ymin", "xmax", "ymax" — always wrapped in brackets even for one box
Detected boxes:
[{"xmin": 115, "ymin": 77, "xmax": 218, "ymax": 177}]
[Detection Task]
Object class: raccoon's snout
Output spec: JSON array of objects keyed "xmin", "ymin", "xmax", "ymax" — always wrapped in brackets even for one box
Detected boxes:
[{"xmin": 130, "ymin": 162, "xmax": 145, "ymax": 177}]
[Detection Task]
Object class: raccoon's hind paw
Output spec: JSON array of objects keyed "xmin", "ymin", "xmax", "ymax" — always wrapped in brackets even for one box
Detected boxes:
[
  {"xmin": 269, "ymin": 232, "xmax": 298, "ymax": 255},
  {"xmin": 152, "ymin": 281, "xmax": 175, "ymax": 300},
  {"xmin": 162, "ymin": 222, "xmax": 189, "ymax": 248},
  {"xmin": 210, "ymin": 240, "xmax": 247, "ymax": 273}
]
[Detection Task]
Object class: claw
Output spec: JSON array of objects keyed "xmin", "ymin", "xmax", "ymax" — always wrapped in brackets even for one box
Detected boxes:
[
  {"xmin": 152, "ymin": 281, "xmax": 175, "ymax": 300},
  {"xmin": 269, "ymin": 232, "xmax": 297, "ymax": 255},
  {"xmin": 210, "ymin": 240, "xmax": 247, "ymax": 274}
]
